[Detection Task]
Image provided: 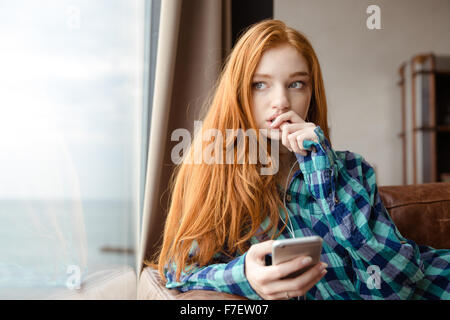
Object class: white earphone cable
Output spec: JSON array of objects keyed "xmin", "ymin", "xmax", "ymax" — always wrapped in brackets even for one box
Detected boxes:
[
  {"xmin": 280, "ymin": 159, "xmax": 298, "ymax": 239},
  {"xmin": 279, "ymin": 159, "xmax": 304, "ymax": 301}
]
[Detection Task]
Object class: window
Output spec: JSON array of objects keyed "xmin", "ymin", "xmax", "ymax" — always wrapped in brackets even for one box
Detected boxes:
[{"xmin": 0, "ymin": 0, "xmax": 155, "ymax": 298}]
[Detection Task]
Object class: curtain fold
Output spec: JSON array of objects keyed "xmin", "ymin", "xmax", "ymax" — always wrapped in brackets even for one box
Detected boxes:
[
  {"xmin": 138, "ymin": 0, "xmax": 231, "ymax": 274},
  {"xmin": 138, "ymin": 0, "xmax": 183, "ymax": 274}
]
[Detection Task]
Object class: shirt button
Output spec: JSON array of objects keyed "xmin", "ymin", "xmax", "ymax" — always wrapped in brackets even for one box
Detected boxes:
[
  {"xmin": 334, "ymin": 196, "xmax": 339, "ymax": 204},
  {"xmin": 286, "ymin": 194, "xmax": 292, "ymax": 202}
]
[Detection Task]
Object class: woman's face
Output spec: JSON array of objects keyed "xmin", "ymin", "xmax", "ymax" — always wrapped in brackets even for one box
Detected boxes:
[{"xmin": 250, "ymin": 44, "xmax": 312, "ymax": 141}]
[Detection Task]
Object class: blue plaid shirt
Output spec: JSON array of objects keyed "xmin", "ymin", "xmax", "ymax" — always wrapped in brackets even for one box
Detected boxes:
[{"xmin": 165, "ymin": 126, "xmax": 450, "ymax": 300}]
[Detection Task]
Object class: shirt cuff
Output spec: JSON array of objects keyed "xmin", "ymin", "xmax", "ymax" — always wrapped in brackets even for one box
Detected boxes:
[
  {"xmin": 295, "ymin": 126, "xmax": 339, "ymax": 209},
  {"xmin": 295, "ymin": 126, "xmax": 338, "ymax": 174}
]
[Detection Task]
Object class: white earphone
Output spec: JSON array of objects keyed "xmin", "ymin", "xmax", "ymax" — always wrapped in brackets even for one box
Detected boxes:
[
  {"xmin": 279, "ymin": 160, "xmax": 306, "ymax": 301},
  {"xmin": 279, "ymin": 160, "xmax": 299, "ymax": 239}
]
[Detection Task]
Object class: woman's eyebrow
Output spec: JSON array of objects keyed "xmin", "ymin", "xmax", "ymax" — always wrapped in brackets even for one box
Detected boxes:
[
  {"xmin": 253, "ymin": 71, "xmax": 310, "ymax": 78},
  {"xmin": 289, "ymin": 71, "xmax": 310, "ymax": 77}
]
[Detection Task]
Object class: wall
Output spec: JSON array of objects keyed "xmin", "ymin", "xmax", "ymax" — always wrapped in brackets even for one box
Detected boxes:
[{"xmin": 274, "ymin": 0, "xmax": 450, "ymax": 185}]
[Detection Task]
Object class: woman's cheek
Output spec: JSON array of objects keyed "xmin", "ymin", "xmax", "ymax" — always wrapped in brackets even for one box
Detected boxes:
[{"xmin": 294, "ymin": 95, "xmax": 312, "ymax": 120}]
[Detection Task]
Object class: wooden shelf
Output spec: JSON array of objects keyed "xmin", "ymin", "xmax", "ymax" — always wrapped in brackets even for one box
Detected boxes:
[
  {"xmin": 437, "ymin": 126, "xmax": 450, "ymax": 132},
  {"xmin": 411, "ymin": 126, "xmax": 450, "ymax": 132},
  {"xmin": 399, "ymin": 53, "xmax": 450, "ymax": 184},
  {"xmin": 440, "ymin": 173, "xmax": 450, "ymax": 183}
]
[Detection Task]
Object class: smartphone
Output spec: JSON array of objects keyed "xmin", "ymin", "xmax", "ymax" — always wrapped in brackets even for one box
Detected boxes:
[{"xmin": 271, "ymin": 236, "xmax": 323, "ymax": 279}]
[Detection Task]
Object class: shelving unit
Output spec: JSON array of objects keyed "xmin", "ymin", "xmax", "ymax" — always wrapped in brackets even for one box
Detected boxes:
[{"xmin": 398, "ymin": 53, "xmax": 450, "ymax": 184}]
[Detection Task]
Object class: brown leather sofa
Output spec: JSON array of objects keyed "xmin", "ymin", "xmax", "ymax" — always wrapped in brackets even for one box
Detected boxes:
[{"xmin": 137, "ymin": 182, "xmax": 450, "ymax": 300}]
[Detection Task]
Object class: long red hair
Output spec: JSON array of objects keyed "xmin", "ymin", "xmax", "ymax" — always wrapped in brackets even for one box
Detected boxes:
[{"xmin": 151, "ymin": 19, "xmax": 331, "ymax": 282}]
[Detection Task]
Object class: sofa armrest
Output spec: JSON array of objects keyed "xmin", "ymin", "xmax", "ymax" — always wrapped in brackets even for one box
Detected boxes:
[
  {"xmin": 138, "ymin": 266, "xmax": 248, "ymax": 300},
  {"xmin": 45, "ymin": 266, "xmax": 137, "ymax": 300},
  {"xmin": 176, "ymin": 290, "xmax": 247, "ymax": 300}
]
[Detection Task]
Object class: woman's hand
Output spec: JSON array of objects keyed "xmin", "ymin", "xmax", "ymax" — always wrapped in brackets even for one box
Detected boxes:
[
  {"xmin": 269, "ymin": 111, "xmax": 319, "ymax": 156},
  {"xmin": 245, "ymin": 240, "xmax": 327, "ymax": 300}
]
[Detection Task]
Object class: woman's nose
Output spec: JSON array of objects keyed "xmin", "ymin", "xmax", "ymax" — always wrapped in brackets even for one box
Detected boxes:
[{"xmin": 272, "ymin": 87, "xmax": 290, "ymax": 110}]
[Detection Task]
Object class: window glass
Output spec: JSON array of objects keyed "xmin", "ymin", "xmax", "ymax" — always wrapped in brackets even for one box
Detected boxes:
[{"xmin": 0, "ymin": 0, "xmax": 149, "ymax": 298}]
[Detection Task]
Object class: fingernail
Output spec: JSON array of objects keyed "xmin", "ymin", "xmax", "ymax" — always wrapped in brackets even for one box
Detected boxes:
[
  {"xmin": 302, "ymin": 256, "xmax": 312, "ymax": 266},
  {"xmin": 320, "ymin": 262, "xmax": 328, "ymax": 270}
]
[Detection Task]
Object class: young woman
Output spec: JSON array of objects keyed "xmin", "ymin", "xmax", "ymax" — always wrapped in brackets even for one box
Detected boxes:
[{"xmin": 152, "ymin": 19, "xmax": 450, "ymax": 300}]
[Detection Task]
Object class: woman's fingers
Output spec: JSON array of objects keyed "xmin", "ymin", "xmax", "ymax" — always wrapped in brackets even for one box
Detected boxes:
[
  {"xmin": 264, "ymin": 261, "xmax": 328, "ymax": 299},
  {"xmin": 264, "ymin": 256, "xmax": 313, "ymax": 282},
  {"xmin": 294, "ymin": 265, "xmax": 327, "ymax": 295},
  {"xmin": 280, "ymin": 268, "xmax": 327, "ymax": 299},
  {"xmin": 289, "ymin": 133, "xmax": 303, "ymax": 154},
  {"xmin": 293, "ymin": 133, "xmax": 309, "ymax": 155},
  {"xmin": 280, "ymin": 123, "xmax": 291, "ymax": 151},
  {"xmin": 278, "ymin": 122, "xmax": 313, "ymax": 150},
  {"xmin": 245, "ymin": 240, "xmax": 278, "ymax": 299},
  {"xmin": 284, "ymin": 261, "xmax": 327, "ymax": 293},
  {"xmin": 289, "ymin": 127, "xmax": 319, "ymax": 150},
  {"xmin": 245, "ymin": 241, "xmax": 328, "ymax": 300},
  {"xmin": 271, "ymin": 118, "xmax": 312, "ymax": 130},
  {"xmin": 247, "ymin": 240, "xmax": 274, "ymax": 264},
  {"xmin": 270, "ymin": 111, "xmax": 304, "ymax": 128}
]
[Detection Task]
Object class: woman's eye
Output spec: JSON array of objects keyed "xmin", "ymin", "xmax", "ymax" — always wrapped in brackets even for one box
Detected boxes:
[
  {"xmin": 289, "ymin": 81, "xmax": 305, "ymax": 89},
  {"xmin": 252, "ymin": 82, "xmax": 266, "ymax": 90}
]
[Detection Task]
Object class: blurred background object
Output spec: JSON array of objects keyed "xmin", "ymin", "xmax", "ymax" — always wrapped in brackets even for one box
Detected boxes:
[{"xmin": 398, "ymin": 54, "xmax": 450, "ymax": 184}]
